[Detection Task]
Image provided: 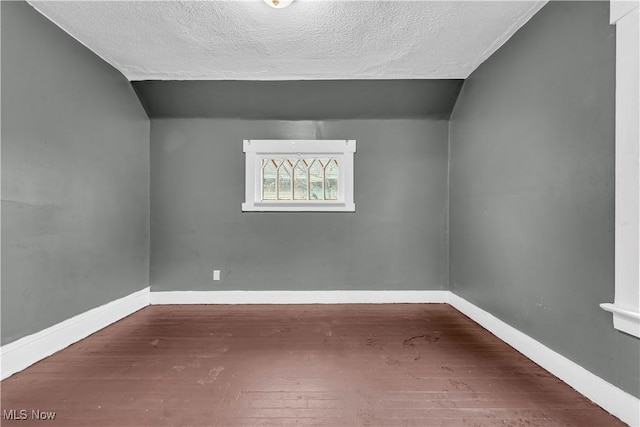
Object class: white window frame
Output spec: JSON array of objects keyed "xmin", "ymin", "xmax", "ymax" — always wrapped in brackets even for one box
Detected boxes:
[
  {"xmin": 600, "ymin": 1, "xmax": 640, "ymax": 338},
  {"xmin": 242, "ymin": 139, "xmax": 356, "ymax": 212}
]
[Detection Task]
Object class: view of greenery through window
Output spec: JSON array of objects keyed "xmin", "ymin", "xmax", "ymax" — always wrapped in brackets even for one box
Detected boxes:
[{"xmin": 262, "ymin": 158, "xmax": 339, "ymax": 201}]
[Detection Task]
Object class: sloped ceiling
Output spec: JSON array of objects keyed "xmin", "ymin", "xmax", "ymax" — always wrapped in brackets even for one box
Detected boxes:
[
  {"xmin": 28, "ymin": 1, "xmax": 547, "ymax": 81},
  {"xmin": 132, "ymin": 79, "xmax": 464, "ymax": 119}
]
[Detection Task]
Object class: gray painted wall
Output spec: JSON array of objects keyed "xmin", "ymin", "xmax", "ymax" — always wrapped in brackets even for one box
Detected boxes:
[
  {"xmin": 151, "ymin": 119, "xmax": 449, "ymax": 291},
  {"xmin": 133, "ymin": 80, "xmax": 463, "ymax": 120},
  {"xmin": 449, "ymin": 1, "xmax": 639, "ymax": 398},
  {"xmin": 1, "ymin": 2, "xmax": 150, "ymax": 345}
]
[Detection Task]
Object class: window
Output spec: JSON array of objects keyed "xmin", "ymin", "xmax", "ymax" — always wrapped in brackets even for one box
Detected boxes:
[{"xmin": 242, "ymin": 140, "xmax": 356, "ymax": 212}]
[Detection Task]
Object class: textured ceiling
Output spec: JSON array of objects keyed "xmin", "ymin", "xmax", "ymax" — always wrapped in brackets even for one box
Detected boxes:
[{"xmin": 28, "ymin": 1, "xmax": 547, "ymax": 81}]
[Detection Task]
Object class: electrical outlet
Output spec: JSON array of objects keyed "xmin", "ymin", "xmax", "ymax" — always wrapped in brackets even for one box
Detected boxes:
[{"xmin": 213, "ymin": 270, "xmax": 221, "ymax": 281}]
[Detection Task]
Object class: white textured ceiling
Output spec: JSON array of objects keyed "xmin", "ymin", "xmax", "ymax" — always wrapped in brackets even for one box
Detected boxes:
[{"xmin": 28, "ymin": 1, "xmax": 547, "ymax": 81}]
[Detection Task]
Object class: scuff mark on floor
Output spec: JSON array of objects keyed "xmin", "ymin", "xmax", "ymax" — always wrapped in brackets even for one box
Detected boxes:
[
  {"xmin": 403, "ymin": 333, "xmax": 441, "ymax": 346},
  {"xmin": 197, "ymin": 366, "xmax": 224, "ymax": 385},
  {"xmin": 402, "ymin": 333, "xmax": 441, "ymax": 360},
  {"xmin": 366, "ymin": 335, "xmax": 385, "ymax": 350}
]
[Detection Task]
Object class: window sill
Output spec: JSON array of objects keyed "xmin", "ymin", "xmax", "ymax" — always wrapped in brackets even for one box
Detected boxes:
[
  {"xmin": 242, "ymin": 201, "xmax": 355, "ymax": 212},
  {"xmin": 600, "ymin": 303, "xmax": 640, "ymax": 338}
]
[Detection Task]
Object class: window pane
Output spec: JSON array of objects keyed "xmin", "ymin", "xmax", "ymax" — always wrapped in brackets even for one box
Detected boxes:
[
  {"xmin": 309, "ymin": 159, "xmax": 325, "ymax": 200},
  {"xmin": 261, "ymin": 156, "xmax": 340, "ymax": 203},
  {"xmin": 324, "ymin": 159, "xmax": 339, "ymax": 200},
  {"xmin": 278, "ymin": 159, "xmax": 293, "ymax": 200},
  {"xmin": 262, "ymin": 158, "xmax": 279, "ymax": 200},
  {"xmin": 293, "ymin": 159, "xmax": 309, "ymax": 200}
]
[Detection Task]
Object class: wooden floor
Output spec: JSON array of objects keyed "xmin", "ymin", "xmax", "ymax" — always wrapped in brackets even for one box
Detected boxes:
[{"xmin": 1, "ymin": 304, "xmax": 625, "ymax": 427}]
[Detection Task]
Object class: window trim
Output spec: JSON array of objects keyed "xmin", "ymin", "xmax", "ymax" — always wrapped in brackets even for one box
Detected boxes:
[
  {"xmin": 600, "ymin": 1, "xmax": 640, "ymax": 338},
  {"xmin": 242, "ymin": 139, "xmax": 356, "ymax": 212}
]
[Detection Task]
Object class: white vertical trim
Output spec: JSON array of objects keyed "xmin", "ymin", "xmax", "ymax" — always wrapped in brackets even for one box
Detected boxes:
[
  {"xmin": 449, "ymin": 293, "xmax": 640, "ymax": 427},
  {"xmin": 243, "ymin": 140, "xmax": 258, "ymax": 208},
  {"xmin": 0, "ymin": 287, "xmax": 150, "ymax": 380},
  {"xmin": 606, "ymin": 2, "xmax": 640, "ymax": 338}
]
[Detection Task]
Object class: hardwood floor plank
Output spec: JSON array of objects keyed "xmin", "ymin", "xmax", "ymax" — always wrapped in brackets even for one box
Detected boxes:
[{"xmin": 1, "ymin": 304, "xmax": 625, "ymax": 426}]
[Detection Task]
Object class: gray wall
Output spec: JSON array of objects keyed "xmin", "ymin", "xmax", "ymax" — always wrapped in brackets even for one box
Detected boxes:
[
  {"xmin": 1, "ymin": 2, "xmax": 150, "ymax": 345},
  {"xmin": 449, "ymin": 1, "xmax": 639, "ymax": 398},
  {"xmin": 151, "ymin": 119, "xmax": 449, "ymax": 291},
  {"xmin": 133, "ymin": 80, "xmax": 463, "ymax": 120}
]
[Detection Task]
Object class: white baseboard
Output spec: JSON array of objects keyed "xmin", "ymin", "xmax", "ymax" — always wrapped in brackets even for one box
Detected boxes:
[
  {"xmin": 2, "ymin": 287, "xmax": 637, "ymax": 426},
  {"xmin": 448, "ymin": 293, "xmax": 640, "ymax": 427},
  {"xmin": 150, "ymin": 290, "xmax": 450, "ymax": 305},
  {"xmin": 0, "ymin": 286, "xmax": 150, "ymax": 380}
]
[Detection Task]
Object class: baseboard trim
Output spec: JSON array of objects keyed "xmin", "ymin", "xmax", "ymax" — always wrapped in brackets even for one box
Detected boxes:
[
  {"xmin": 0, "ymin": 286, "xmax": 150, "ymax": 380},
  {"xmin": 2, "ymin": 287, "xmax": 637, "ymax": 426},
  {"xmin": 150, "ymin": 290, "xmax": 450, "ymax": 305},
  {"xmin": 448, "ymin": 293, "xmax": 640, "ymax": 427}
]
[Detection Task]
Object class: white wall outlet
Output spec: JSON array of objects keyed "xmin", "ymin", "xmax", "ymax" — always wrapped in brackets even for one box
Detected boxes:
[{"xmin": 213, "ymin": 270, "xmax": 221, "ymax": 281}]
